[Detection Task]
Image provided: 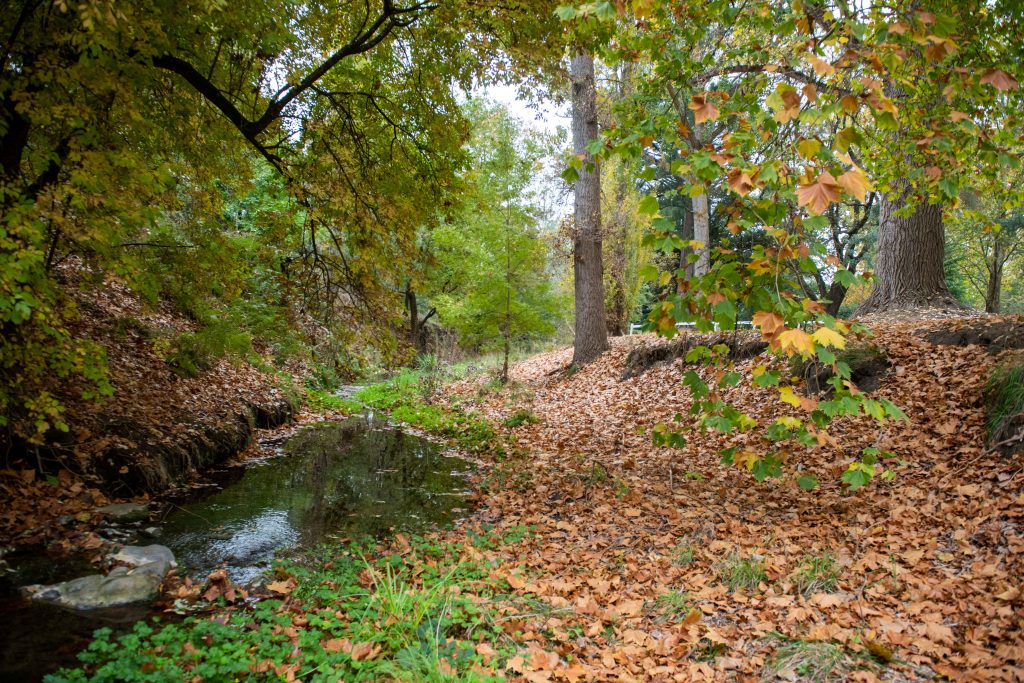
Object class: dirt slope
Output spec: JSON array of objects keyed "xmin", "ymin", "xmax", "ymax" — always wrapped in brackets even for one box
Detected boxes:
[{"xmin": 446, "ymin": 322, "xmax": 1023, "ymax": 682}]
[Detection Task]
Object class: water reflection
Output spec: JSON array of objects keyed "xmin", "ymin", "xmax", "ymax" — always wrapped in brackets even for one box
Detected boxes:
[{"xmin": 159, "ymin": 416, "xmax": 470, "ymax": 582}]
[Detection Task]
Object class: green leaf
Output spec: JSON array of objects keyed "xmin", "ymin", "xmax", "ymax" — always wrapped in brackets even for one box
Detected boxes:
[
  {"xmin": 796, "ymin": 475, "xmax": 818, "ymax": 490},
  {"xmin": 638, "ymin": 195, "xmax": 660, "ymax": 216}
]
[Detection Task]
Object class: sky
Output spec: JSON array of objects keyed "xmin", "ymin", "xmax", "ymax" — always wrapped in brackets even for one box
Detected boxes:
[{"xmin": 483, "ymin": 83, "xmax": 573, "ymax": 218}]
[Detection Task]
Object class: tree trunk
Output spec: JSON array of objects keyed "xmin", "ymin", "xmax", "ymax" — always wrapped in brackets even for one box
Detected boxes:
[
  {"xmin": 570, "ymin": 52, "xmax": 609, "ymax": 365},
  {"xmin": 855, "ymin": 182, "xmax": 962, "ymax": 315},
  {"xmin": 986, "ymin": 244, "xmax": 1003, "ymax": 313},
  {"xmin": 692, "ymin": 191, "xmax": 710, "ymax": 277}
]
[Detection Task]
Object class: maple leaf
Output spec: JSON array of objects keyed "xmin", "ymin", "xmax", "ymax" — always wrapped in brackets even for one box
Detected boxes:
[
  {"xmin": 775, "ymin": 88, "xmax": 801, "ymax": 123},
  {"xmin": 836, "ymin": 168, "xmax": 872, "ymax": 202},
  {"xmin": 752, "ymin": 311, "xmax": 784, "ymax": 337},
  {"xmin": 980, "ymin": 69, "xmax": 1019, "ymax": 91},
  {"xmin": 812, "ymin": 326, "xmax": 847, "ymax": 349},
  {"xmin": 797, "ymin": 172, "xmax": 842, "ymax": 214},
  {"xmin": 266, "ymin": 579, "xmax": 295, "ymax": 595},
  {"xmin": 728, "ymin": 168, "xmax": 755, "ymax": 196},
  {"xmin": 689, "ymin": 93, "xmax": 720, "ymax": 124},
  {"xmin": 777, "ymin": 328, "xmax": 815, "ymax": 356}
]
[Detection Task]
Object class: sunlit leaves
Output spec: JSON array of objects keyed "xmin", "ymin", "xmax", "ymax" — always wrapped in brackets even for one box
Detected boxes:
[{"xmin": 836, "ymin": 168, "xmax": 872, "ymax": 202}]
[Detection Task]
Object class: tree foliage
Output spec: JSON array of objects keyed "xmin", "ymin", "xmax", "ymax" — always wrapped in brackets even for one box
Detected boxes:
[
  {"xmin": 0, "ymin": 0, "xmax": 563, "ymax": 439},
  {"xmin": 557, "ymin": 0, "xmax": 1024, "ymax": 488}
]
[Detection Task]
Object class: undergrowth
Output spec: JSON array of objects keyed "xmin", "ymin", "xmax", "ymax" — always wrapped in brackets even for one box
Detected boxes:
[
  {"xmin": 984, "ymin": 358, "xmax": 1024, "ymax": 446},
  {"xmin": 47, "ymin": 536, "xmax": 517, "ymax": 682},
  {"xmin": 355, "ymin": 371, "xmax": 501, "ymax": 455}
]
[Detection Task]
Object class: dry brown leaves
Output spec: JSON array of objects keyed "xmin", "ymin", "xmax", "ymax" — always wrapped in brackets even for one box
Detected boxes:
[{"xmin": 441, "ymin": 321, "xmax": 1024, "ymax": 682}]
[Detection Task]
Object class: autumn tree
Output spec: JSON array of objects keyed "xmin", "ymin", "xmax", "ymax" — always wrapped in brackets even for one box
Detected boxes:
[
  {"xmin": 0, "ymin": 0, "xmax": 563, "ymax": 438},
  {"xmin": 557, "ymin": 0, "xmax": 1024, "ymax": 488}
]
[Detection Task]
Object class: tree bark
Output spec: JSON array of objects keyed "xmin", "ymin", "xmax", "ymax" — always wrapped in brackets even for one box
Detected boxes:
[
  {"xmin": 986, "ymin": 242, "xmax": 1003, "ymax": 313},
  {"xmin": 570, "ymin": 52, "xmax": 609, "ymax": 364},
  {"xmin": 692, "ymin": 191, "xmax": 710, "ymax": 277},
  {"xmin": 855, "ymin": 181, "xmax": 962, "ymax": 315}
]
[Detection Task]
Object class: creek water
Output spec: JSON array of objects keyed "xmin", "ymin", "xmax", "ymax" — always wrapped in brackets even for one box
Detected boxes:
[{"xmin": 0, "ymin": 415, "xmax": 472, "ymax": 681}]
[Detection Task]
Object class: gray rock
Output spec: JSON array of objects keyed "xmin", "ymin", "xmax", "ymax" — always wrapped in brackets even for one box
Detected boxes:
[
  {"xmin": 21, "ymin": 544, "xmax": 176, "ymax": 611},
  {"xmin": 26, "ymin": 568, "xmax": 162, "ymax": 609},
  {"xmin": 110, "ymin": 544, "xmax": 175, "ymax": 570},
  {"xmin": 95, "ymin": 503, "xmax": 149, "ymax": 523},
  {"xmin": 141, "ymin": 526, "xmax": 163, "ymax": 538}
]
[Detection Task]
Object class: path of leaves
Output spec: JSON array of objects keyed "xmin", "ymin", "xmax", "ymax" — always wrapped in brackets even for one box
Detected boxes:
[{"xmin": 441, "ymin": 322, "xmax": 1023, "ymax": 682}]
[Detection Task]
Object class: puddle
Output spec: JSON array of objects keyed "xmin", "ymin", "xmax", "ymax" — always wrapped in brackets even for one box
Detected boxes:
[{"xmin": 0, "ymin": 415, "xmax": 472, "ymax": 680}]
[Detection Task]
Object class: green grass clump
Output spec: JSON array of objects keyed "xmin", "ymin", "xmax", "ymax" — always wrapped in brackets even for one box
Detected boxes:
[
  {"xmin": 764, "ymin": 639, "xmax": 850, "ymax": 682},
  {"xmin": 652, "ymin": 590, "xmax": 697, "ymax": 622},
  {"xmin": 502, "ymin": 409, "xmax": 539, "ymax": 428},
  {"xmin": 671, "ymin": 543, "xmax": 695, "ymax": 566},
  {"xmin": 718, "ymin": 554, "xmax": 768, "ymax": 591},
  {"xmin": 48, "ymin": 537, "xmax": 514, "ymax": 682},
  {"xmin": 791, "ymin": 552, "xmax": 840, "ymax": 596},
  {"xmin": 306, "ymin": 388, "xmax": 363, "ymax": 413},
  {"xmin": 355, "ymin": 375, "xmax": 499, "ymax": 455},
  {"xmin": 984, "ymin": 359, "xmax": 1024, "ymax": 443}
]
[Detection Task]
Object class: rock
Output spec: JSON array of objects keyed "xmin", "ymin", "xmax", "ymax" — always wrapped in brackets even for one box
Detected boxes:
[
  {"xmin": 110, "ymin": 544, "xmax": 175, "ymax": 572},
  {"xmin": 23, "ymin": 544, "xmax": 175, "ymax": 611},
  {"xmin": 26, "ymin": 568, "xmax": 162, "ymax": 610},
  {"xmin": 95, "ymin": 503, "xmax": 149, "ymax": 523},
  {"xmin": 141, "ymin": 526, "xmax": 163, "ymax": 538}
]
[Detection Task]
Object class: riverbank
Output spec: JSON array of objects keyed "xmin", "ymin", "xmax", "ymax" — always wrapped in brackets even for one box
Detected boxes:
[{"xmin": 23, "ymin": 320, "xmax": 1024, "ymax": 681}]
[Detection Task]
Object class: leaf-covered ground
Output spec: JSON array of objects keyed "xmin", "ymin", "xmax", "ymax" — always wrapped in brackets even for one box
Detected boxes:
[{"xmin": 438, "ymin": 321, "xmax": 1023, "ymax": 682}]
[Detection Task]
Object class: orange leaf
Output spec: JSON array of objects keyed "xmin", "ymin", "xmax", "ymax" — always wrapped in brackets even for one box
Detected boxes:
[
  {"xmin": 728, "ymin": 168, "xmax": 755, "ymax": 196},
  {"xmin": 836, "ymin": 168, "xmax": 872, "ymax": 202},
  {"xmin": 797, "ymin": 172, "xmax": 842, "ymax": 214},
  {"xmin": 980, "ymin": 69, "xmax": 1019, "ymax": 92},
  {"xmin": 689, "ymin": 93, "xmax": 720, "ymax": 124},
  {"xmin": 752, "ymin": 311, "xmax": 784, "ymax": 337}
]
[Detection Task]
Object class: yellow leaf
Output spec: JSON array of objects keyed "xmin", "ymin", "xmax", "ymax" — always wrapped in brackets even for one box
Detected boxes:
[
  {"xmin": 777, "ymin": 328, "xmax": 815, "ymax": 356},
  {"xmin": 797, "ymin": 138, "xmax": 821, "ymax": 159},
  {"xmin": 811, "ymin": 326, "xmax": 847, "ymax": 349},
  {"xmin": 779, "ymin": 387, "xmax": 802, "ymax": 408}
]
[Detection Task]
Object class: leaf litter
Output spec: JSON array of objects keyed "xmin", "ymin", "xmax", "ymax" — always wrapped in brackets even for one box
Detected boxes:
[{"xmin": 433, "ymin": 319, "xmax": 1024, "ymax": 682}]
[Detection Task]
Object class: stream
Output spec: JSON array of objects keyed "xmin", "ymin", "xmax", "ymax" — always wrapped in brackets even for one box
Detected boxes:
[{"xmin": 0, "ymin": 415, "xmax": 473, "ymax": 680}]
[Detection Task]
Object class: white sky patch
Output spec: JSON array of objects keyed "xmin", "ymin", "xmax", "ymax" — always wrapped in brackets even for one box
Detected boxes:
[{"xmin": 480, "ymin": 84, "xmax": 573, "ymax": 219}]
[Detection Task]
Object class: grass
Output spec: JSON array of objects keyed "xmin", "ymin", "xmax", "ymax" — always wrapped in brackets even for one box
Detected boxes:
[
  {"xmin": 502, "ymin": 409, "xmax": 539, "ymax": 428},
  {"xmin": 306, "ymin": 387, "xmax": 363, "ymax": 413},
  {"xmin": 652, "ymin": 590, "xmax": 697, "ymax": 622},
  {"xmin": 984, "ymin": 358, "xmax": 1024, "ymax": 443},
  {"xmin": 718, "ymin": 554, "xmax": 768, "ymax": 591},
  {"xmin": 354, "ymin": 371, "xmax": 500, "ymax": 455},
  {"xmin": 671, "ymin": 543, "xmax": 695, "ymax": 566},
  {"xmin": 49, "ymin": 537, "xmax": 514, "ymax": 682},
  {"xmin": 791, "ymin": 552, "xmax": 840, "ymax": 595},
  {"xmin": 763, "ymin": 639, "xmax": 851, "ymax": 682}
]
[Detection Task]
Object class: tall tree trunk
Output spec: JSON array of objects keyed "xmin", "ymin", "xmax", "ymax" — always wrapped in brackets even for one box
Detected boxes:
[
  {"xmin": 570, "ymin": 52, "xmax": 608, "ymax": 364},
  {"xmin": 856, "ymin": 181, "xmax": 961, "ymax": 315},
  {"xmin": 692, "ymin": 191, "xmax": 710, "ymax": 277},
  {"xmin": 986, "ymin": 243, "xmax": 1003, "ymax": 313}
]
